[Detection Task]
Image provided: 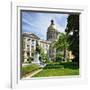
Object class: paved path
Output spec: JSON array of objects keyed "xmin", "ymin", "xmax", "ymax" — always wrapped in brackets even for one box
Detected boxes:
[{"xmin": 22, "ymin": 69, "xmax": 43, "ymax": 79}]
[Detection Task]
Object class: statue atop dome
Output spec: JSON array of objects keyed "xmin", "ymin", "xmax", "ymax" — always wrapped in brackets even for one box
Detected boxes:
[
  {"xmin": 51, "ymin": 19, "xmax": 54, "ymax": 25},
  {"xmin": 48, "ymin": 20, "xmax": 57, "ymax": 31}
]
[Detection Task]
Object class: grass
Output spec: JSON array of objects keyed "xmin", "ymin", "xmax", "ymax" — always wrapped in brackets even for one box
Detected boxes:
[
  {"xmin": 21, "ymin": 64, "xmax": 40, "ymax": 77},
  {"xmin": 33, "ymin": 69, "xmax": 79, "ymax": 77},
  {"xmin": 33, "ymin": 62, "xmax": 79, "ymax": 77}
]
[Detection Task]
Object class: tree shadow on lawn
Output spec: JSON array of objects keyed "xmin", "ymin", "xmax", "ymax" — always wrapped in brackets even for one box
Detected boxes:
[
  {"xmin": 43, "ymin": 62, "xmax": 79, "ymax": 70},
  {"xmin": 60, "ymin": 62, "xmax": 79, "ymax": 69},
  {"xmin": 43, "ymin": 63, "xmax": 64, "ymax": 69}
]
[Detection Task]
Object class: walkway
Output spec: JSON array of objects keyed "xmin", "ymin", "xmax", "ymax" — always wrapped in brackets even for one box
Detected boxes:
[{"xmin": 22, "ymin": 69, "xmax": 43, "ymax": 79}]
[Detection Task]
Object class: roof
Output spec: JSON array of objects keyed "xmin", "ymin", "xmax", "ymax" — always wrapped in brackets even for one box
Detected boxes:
[
  {"xmin": 40, "ymin": 40, "xmax": 51, "ymax": 44},
  {"xmin": 22, "ymin": 32, "xmax": 40, "ymax": 40}
]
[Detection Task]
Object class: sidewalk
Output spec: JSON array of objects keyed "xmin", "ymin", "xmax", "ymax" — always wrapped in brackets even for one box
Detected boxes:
[{"xmin": 22, "ymin": 69, "xmax": 43, "ymax": 79}]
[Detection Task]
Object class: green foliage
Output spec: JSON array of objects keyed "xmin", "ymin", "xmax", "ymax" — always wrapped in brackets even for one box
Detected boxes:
[
  {"xmin": 53, "ymin": 33, "xmax": 69, "ymax": 50},
  {"xmin": 60, "ymin": 62, "xmax": 79, "ymax": 69},
  {"xmin": 65, "ymin": 15, "xmax": 79, "ymax": 63},
  {"xmin": 43, "ymin": 63, "xmax": 64, "ymax": 69},
  {"xmin": 65, "ymin": 15, "xmax": 79, "ymax": 34},
  {"xmin": 33, "ymin": 62, "xmax": 79, "ymax": 77},
  {"xmin": 21, "ymin": 64, "xmax": 40, "ymax": 76},
  {"xmin": 39, "ymin": 46, "xmax": 49, "ymax": 63},
  {"xmin": 44, "ymin": 54, "xmax": 49, "ymax": 63},
  {"xmin": 56, "ymin": 53, "xmax": 63, "ymax": 62},
  {"xmin": 53, "ymin": 32, "xmax": 70, "ymax": 61}
]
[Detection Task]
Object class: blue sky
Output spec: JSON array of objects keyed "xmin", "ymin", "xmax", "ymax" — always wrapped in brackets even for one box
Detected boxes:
[{"xmin": 22, "ymin": 11, "xmax": 68, "ymax": 40}]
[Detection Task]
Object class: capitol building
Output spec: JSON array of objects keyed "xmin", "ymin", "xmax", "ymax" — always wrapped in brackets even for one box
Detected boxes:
[
  {"xmin": 22, "ymin": 20, "xmax": 59, "ymax": 63},
  {"xmin": 22, "ymin": 20, "xmax": 73, "ymax": 63}
]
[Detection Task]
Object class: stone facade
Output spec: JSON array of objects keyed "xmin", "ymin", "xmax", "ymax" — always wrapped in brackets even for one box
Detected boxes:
[{"xmin": 22, "ymin": 32, "xmax": 50, "ymax": 63}]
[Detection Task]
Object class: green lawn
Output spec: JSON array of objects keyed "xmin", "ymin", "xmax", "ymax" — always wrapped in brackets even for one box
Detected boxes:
[
  {"xmin": 33, "ymin": 62, "xmax": 79, "ymax": 77},
  {"xmin": 21, "ymin": 64, "xmax": 40, "ymax": 77},
  {"xmin": 33, "ymin": 68, "xmax": 79, "ymax": 77}
]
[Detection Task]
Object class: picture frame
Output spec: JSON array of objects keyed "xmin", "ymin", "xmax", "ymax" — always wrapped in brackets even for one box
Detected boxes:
[{"xmin": 11, "ymin": 1, "xmax": 87, "ymax": 88}]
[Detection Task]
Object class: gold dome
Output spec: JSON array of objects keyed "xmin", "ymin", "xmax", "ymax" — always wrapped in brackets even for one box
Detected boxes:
[{"xmin": 48, "ymin": 20, "xmax": 57, "ymax": 31}]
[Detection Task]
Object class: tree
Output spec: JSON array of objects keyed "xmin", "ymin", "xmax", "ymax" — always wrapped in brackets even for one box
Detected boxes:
[
  {"xmin": 53, "ymin": 32, "xmax": 69, "ymax": 61},
  {"xmin": 65, "ymin": 14, "xmax": 79, "ymax": 64},
  {"xmin": 36, "ymin": 40, "xmax": 41, "ymax": 54},
  {"xmin": 38, "ymin": 45, "xmax": 49, "ymax": 63}
]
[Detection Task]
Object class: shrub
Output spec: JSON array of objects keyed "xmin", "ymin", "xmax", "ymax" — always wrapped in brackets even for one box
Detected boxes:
[
  {"xmin": 56, "ymin": 53, "xmax": 63, "ymax": 62},
  {"xmin": 44, "ymin": 63, "xmax": 64, "ymax": 69}
]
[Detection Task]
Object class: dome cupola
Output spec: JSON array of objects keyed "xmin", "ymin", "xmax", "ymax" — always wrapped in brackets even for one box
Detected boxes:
[{"xmin": 48, "ymin": 20, "xmax": 57, "ymax": 31}]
